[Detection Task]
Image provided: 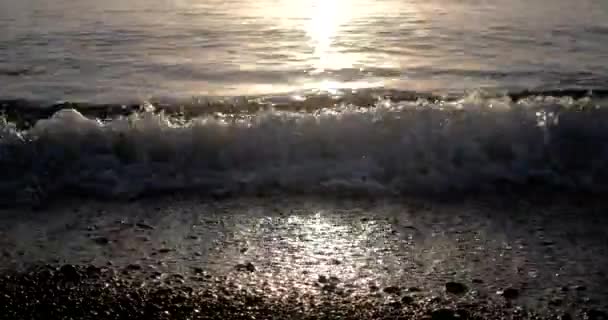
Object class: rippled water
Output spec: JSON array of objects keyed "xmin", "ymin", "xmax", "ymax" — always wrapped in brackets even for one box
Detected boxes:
[{"xmin": 1, "ymin": 0, "xmax": 608, "ymax": 102}]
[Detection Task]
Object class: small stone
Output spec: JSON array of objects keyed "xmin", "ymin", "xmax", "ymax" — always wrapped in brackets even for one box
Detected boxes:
[
  {"xmin": 240, "ymin": 247, "xmax": 248, "ymax": 253},
  {"xmin": 542, "ymin": 240, "xmax": 556, "ymax": 246},
  {"xmin": 383, "ymin": 286, "xmax": 401, "ymax": 295},
  {"xmin": 137, "ymin": 235, "xmax": 151, "ymax": 242},
  {"xmin": 85, "ymin": 265, "xmax": 101, "ymax": 276},
  {"xmin": 574, "ymin": 285, "xmax": 586, "ymax": 291},
  {"xmin": 549, "ymin": 298, "xmax": 563, "ymax": 306},
  {"xmin": 445, "ymin": 282, "xmax": 468, "ymax": 295},
  {"xmin": 498, "ymin": 287, "xmax": 519, "ymax": 300},
  {"xmin": 136, "ymin": 222, "xmax": 155, "ymax": 230},
  {"xmin": 318, "ymin": 275, "xmax": 328, "ymax": 283},
  {"xmin": 472, "ymin": 279, "xmax": 484, "ymax": 284},
  {"xmin": 321, "ymin": 282, "xmax": 337, "ymax": 291},
  {"xmin": 455, "ymin": 309, "xmax": 469, "ymax": 319},
  {"xmin": 330, "ymin": 258, "xmax": 341, "ymax": 265},
  {"xmin": 236, "ymin": 262, "xmax": 256, "ymax": 272},
  {"xmin": 187, "ymin": 235, "xmax": 199, "ymax": 240},
  {"xmin": 192, "ymin": 267, "xmax": 204, "ymax": 274},
  {"xmin": 431, "ymin": 308, "xmax": 458, "ymax": 320},
  {"xmin": 158, "ymin": 248, "xmax": 172, "ymax": 253},
  {"xmin": 401, "ymin": 295, "xmax": 415, "ymax": 304},
  {"xmin": 126, "ymin": 264, "xmax": 142, "ymax": 271},
  {"xmin": 92, "ymin": 237, "xmax": 110, "ymax": 245},
  {"xmin": 407, "ymin": 286, "xmax": 422, "ymax": 292},
  {"xmin": 59, "ymin": 264, "xmax": 80, "ymax": 282}
]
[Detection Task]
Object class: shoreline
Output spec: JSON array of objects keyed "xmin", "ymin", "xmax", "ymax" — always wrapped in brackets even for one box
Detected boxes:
[
  {"xmin": 1, "ymin": 263, "xmax": 598, "ymax": 320},
  {"xmin": 1, "ymin": 195, "xmax": 607, "ymax": 318}
]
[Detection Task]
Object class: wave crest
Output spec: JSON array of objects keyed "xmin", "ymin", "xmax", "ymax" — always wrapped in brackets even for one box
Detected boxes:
[{"xmin": 1, "ymin": 92, "xmax": 608, "ymax": 205}]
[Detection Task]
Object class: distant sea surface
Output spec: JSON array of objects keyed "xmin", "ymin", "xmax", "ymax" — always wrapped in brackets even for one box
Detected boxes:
[{"xmin": 1, "ymin": 0, "xmax": 608, "ymax": 101}]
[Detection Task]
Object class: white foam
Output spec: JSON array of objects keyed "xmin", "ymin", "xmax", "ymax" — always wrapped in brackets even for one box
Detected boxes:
[{"xmin": 0, "ymin": 94, "xmax": 606, "ymax": 202}]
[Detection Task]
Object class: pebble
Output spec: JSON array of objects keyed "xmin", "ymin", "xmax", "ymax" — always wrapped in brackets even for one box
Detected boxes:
[
  {"xmin": 445, "ymin": 282, "xmax": 468, "ymax": 295},
  {"xmin": 85, "ymin": 265, "xmax": 101, "ymax": 276},
  {"xmin": 135, "ymin": 222, "xmax": 155, "ymax": 230},
  {"xmin": 235, "ymin": 262, "xmax": 256, "ymax": 272},
  {"xmin": 498, "ymin": 288, "xmax": 519, "ymax": 300},
  {"xmin": 125, "ymin": 264, "xmax": 142, "ymax": 271},
  {"xmin": 431, "ymin": 308, "xmax": 458, "ymax": 320},
  {"xmin": 58, "ymin": 264, "xmax": 80, "ymax": 282},
  {"xmin": 401, "ymin": 295, "xmax": 415, "ymax": 304},
  {"xmin": 92, "ymin": 237, "xmax": 110, "ymax": 245},
  {"xmin": 383, "ymin": 286, "xmax": 401, "ymax": 295}
]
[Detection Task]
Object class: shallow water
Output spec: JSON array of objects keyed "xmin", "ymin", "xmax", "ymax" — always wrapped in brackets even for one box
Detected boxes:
[
  {"xmin": 1, "ymin": 197, "xmax": 607, "ymax": 312},
  {"xmin": 1, "ymin": 0, "xmax": 608, "ymax": 102}
]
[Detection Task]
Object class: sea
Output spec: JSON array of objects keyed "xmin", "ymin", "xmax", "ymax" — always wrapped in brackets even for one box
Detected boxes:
[{"xmin": 2, "ymin": 0, "xmax": 608, "ymax": 204}]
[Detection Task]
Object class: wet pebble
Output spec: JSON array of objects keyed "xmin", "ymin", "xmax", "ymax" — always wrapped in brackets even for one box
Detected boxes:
[
  {"xmin": 445, "ymin": 282, "xmax": 468, "ymax": 295},
  {"xmin": 549, "ymin": 298, "xmax": 563, "ymax": 306},
  {"xmin": 58, "ymin": 264, "xmax": 80, "ymax": 282},
  {"xmin": 192, "ymin": 267, "xmax": 205, "ymax": 274},
  {"xmin": 401, "ymin": 295, "xmax": 415, "ymax": 304},
  {"xmin": 92, "ymin": 236, "xmax": 110, "ymax": 245},
  {"xmin": 383, "ymin": 286, "xmax": 401, "ymax": 295},
  {"xmin": 235, "ymin": 262, "xmax": 256, "ymax": 272},
  {"xmin": 431, "ymin": 308, "xmax": 458, "ymax": 320},
  {"xmin": 85, "ymin": 265, "xmax": 101, "ymax": 277},
  {"xmin": 498, "ymin": 288, "xmax": 519, "ymax": 300},
  {"xmin": 136, "ymin": 222, "xmax": 155, "ymax": 230},
  {"xmin": 125, "ymin": 264, "xmax": 142, "ymax": 271}
]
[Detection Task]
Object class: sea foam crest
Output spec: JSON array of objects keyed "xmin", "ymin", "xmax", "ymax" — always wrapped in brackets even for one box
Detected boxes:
[{"xmin": 1, "ymin": 94, "xmax": 607, "ymax": 204}]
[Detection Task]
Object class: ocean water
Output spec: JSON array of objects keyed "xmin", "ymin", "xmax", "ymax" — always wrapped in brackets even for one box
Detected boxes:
[{"xmin": 1, "ymin": 0, "xmax": 608, "ymax": 203}]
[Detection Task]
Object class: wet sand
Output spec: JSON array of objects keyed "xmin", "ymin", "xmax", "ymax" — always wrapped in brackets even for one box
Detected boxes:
[{"xmin": 1, "ymin": 195, "xmax": 607, "ymax": 319}]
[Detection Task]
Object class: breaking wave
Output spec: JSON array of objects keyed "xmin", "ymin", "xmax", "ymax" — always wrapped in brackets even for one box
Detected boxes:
[{"xmin": 2, "ymin": 90, "xmax": 608, "ymax": 205}]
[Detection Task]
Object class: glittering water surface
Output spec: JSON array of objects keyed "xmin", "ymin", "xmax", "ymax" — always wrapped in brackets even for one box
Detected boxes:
[
  {"xmin": 1, "ymin": 197, "xmax": 607, "ymax": 310},
  {"xmin": 1, "ymin": 0, "xmax": 608, "ymax": 101}
]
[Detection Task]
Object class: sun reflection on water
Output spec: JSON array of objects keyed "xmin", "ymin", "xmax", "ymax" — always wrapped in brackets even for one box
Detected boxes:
[{"xmin": 305, "ymin": 0, "xmax": 350, "ymax": 73}]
